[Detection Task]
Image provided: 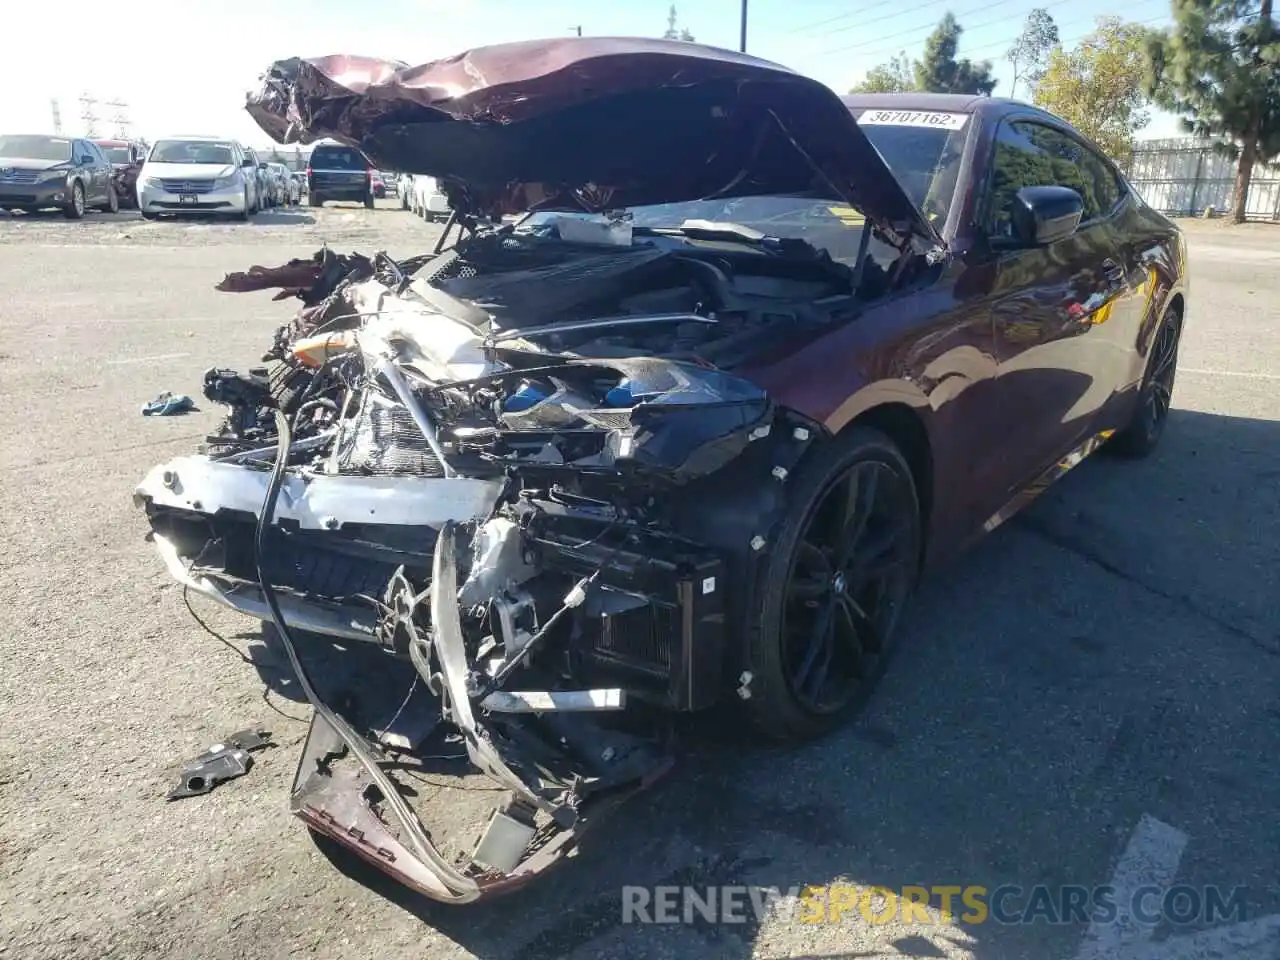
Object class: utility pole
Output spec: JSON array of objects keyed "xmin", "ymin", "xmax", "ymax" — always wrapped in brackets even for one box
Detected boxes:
[
  {"xmin": 739, "ymin": 0, "xmax": 748, "ymax": 52},
  {"xmin": 569, "ymin": 24, "xmax": 582, "ymax": 36},
  {"xmin": 105, "ymin": 98, "xmax": 132, "ymax": 139},
  {"xmin": 50, "ymin": 99, "xmax": 63, "ymax": 135},
  {"xmin": 79, "ymin": 93, "xmax": 99, "ymax": 138}
]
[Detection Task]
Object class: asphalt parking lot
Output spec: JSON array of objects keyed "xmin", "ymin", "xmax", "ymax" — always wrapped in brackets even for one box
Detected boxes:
[{"xmin": 0, "ymin": 204, "xmax": 1277, "ymax": 960}]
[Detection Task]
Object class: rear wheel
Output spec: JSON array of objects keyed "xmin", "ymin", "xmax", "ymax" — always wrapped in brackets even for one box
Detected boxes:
[
  {"xmin": 64, "ymin": 181, "xmax": 85, "ymax": 219},
  {"xmin": 1108, "ymin": 306, "xmax": 1182, "ymax": 458},
  {"xmin": 363, "ymin": 192, "xmax": 375, "ymax": 209},
  {"xmin": 742, "ymin": 427, "xmax": 921, "ymax": 743}
]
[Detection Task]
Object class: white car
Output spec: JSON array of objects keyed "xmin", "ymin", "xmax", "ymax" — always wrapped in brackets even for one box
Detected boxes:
[
  {"xmin": 138, "ymin": 136, "xmax": 258, "ymax": 220},
  {"xmin": 269, "ymin": 162, "xmax": 299, "ymax": 205},
  {"xmin": 401, "ymin": 174, "xmax": 451, "ymax": 221}
]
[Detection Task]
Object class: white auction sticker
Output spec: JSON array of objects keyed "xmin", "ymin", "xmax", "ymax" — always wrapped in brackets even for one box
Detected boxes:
[{"xmin": 857, "ymin": 110, "xmax": 969, "ymax": 130}]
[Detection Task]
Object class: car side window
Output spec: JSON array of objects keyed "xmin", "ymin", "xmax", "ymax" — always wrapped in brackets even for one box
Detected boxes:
[{"xmin": 983, "ymin": 120, "xmax": 1117, "ymax": 240}]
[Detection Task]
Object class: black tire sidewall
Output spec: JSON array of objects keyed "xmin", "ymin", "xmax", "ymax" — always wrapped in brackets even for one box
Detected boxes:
[
  {"xmin": 65, "ymin": 181, "xmax": 85, "ymax": 219},
  {"xmin": 1109, "ymin": 307, "xmax": 1182, "ymax": 458},
  {"xmin": 742, "ymin": 426, "xmax": 921, "ymax": 743}
]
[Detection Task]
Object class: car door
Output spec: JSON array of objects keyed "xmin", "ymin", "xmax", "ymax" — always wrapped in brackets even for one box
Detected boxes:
[
  {"xmin": 977, "ymin": 118, "xmax": 1132, "ymax": 508},
  {"xmin": 72, "ymin": 140, "xmax": 95, "ymax": 200},
  {"xmin": 85, "ymin": 142, "xmax": 112, "ymax": 203}
]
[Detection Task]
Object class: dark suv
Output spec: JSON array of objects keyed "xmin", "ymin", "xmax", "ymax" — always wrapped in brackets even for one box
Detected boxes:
[
  {"xmin": 307, "ymin": 142, "xmax": 374, "ymax": 208},
  {"xmin": 0, "ymin": 134, "xmax": 118, "ymax": 218}
]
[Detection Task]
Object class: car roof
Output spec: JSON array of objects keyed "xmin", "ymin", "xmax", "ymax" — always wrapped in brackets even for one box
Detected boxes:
[
  {"xmin": 154, "ymin": 134, "xmax": 236, "ymax": 142},
  {"xmin": 840, "ymin": 92, "xmax": 1054, "ymax": 123}
]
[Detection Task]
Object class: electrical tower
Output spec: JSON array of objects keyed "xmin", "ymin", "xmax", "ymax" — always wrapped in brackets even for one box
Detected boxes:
[
  {"xmin": 51, "ymin": 99, "xmax": 63, "ymax": 135},
  {"xmin": 79, "ymin": 93, "xmax": 99, "ymax": 138},
  {"xmin": 105, "ymin": 98, "xmax": 132, "ymax": 139}
]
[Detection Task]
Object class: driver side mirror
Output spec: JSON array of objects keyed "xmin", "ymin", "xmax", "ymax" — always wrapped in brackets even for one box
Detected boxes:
[{"xmin": 1011, "ymin": 186, "xmax": 1083, "ymax": 247}]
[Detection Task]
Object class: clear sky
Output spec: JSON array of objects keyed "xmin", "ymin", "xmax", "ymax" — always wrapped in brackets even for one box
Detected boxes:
[{"xmin": 0, "ymin": 0, "xmax": 1183, "ymax": 147}]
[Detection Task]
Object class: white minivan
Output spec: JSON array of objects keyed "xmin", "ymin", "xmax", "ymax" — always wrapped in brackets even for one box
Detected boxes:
[{"xmin": 137, "ymin": 136, "xmax": 260, "ymax": 220}]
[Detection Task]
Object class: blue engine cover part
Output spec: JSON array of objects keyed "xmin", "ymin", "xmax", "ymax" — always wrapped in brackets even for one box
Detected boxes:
[{"xmin": 504, "ymin": 382, "xmax": 549, "ymax": 412}]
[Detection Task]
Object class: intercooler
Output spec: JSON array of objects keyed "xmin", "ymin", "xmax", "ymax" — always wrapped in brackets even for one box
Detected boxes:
[{"xmin": 335, "ymin": 391, "xmax": 445, "ymax": 477}]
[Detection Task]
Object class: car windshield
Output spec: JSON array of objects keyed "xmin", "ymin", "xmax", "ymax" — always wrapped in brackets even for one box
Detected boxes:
[
  {"xmin": 516, "ymin": 111, "xmax": 967, "ymax": 256},
  {"xmin": 100, "ymin": 146, "xmax": 131, "ymax": 163},
  {"xmin": 312, "ymin": 148, "xmax": 366, "ymax": 170},
  {"xmin": 0, "ymin": 135, "xmax": 73, "ymax": 161},
  {"xmin": 150, "ymin": 140, "xmax": 234, "ymax": 165},
  {"xmin": 520, "ymin": 197, "xmax": 877, "ymax": 264},
  {"xmin": 853, "ymin": 112, "xmax": 970, "ymax": 222}
]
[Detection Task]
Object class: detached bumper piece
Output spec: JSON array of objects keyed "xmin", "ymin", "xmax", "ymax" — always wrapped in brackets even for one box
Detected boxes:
[
  {"xmin": 169, "ymin": 728, "xmax": 275, "ymax": 800},
  {"xmin": 290, "ymin": 523, "xmax": 674, "ymax": 903}
]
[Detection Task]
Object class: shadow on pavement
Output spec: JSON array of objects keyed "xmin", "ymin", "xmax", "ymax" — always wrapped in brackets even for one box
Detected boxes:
[{"xmin": 221, "ymin": 406, "xmax": 1279, "ymax": 960}]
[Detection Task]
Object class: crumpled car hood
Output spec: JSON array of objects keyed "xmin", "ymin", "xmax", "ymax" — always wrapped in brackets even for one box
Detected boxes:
[{"xmin": 244, "ymin": 36, "xmax": 943, "ymax": 252}]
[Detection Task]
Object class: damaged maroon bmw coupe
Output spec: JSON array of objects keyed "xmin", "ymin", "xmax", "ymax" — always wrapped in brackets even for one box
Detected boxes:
[{"xmin": 133, "ymin": 37, "xmax": 1188, "ymax": 902}]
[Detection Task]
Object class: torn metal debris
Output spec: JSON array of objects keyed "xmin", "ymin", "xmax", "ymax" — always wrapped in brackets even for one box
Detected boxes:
[{"xmin": 168, "ymin": 728, "xmax": 274, "ymax": 800}]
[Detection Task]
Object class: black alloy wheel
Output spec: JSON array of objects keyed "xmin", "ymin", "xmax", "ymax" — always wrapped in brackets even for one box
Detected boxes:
[
  {"xmin": 1109, "ymin": 307, "xmax": 1182, "ymax": 458},
  {"xmin": 744, "ymin": 427, "xmax": 921, "ymax": 742}
]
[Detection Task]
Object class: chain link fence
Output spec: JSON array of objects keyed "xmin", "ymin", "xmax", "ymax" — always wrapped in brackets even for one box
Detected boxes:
[{"xmin": 1123, "ymin": 137, "xmax": 1280, "ymax": 220}]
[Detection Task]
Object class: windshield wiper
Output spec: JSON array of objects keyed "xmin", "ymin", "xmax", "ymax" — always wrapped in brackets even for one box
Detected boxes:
[{"xmin": 631, "ymin": 219, "xmax": 823, "ymax": 258}]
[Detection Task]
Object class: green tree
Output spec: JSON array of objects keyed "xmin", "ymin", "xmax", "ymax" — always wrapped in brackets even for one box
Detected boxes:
[
  {"xmin": 849, "ymin": 52, "xmax": 916, "ymax": 93},
  {"xmin": 915, "ymin": 13, "xmax": 997, "ymax": 95},
  {"xmin": 662, "ymin": 4, "xmax": 695, "ymax": 42},
  {"xmin": 1034, "ymin": 17, "xmax": 1151, "ymax": 164},
  {"xmin": 1007, "ymin": 9, "xmax": 1061, "ymax": 98},
  {"xmin": 1147, "ymin": 0, "xmax": 1280, "ymax": 222}
]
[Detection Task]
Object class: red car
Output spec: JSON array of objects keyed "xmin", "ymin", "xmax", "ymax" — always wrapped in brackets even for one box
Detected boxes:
[
  {"xmin": 92, "ymin": 138, "xmax": 145, "ymax": 208},
  {"xmin": 139, "ymin": 37, "xmax": 1188, "ymax": 903}
]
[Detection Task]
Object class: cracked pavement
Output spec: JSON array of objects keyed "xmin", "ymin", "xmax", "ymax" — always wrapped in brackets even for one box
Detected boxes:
[{"xmin": 0, "ymin": 208, "xmax": 1276, "ymax": 960}]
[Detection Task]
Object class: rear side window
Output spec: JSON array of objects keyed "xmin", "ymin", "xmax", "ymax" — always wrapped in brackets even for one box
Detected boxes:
[{"xmin": 311, "ymin": 147, "xmax": 367, "ymax": 170}]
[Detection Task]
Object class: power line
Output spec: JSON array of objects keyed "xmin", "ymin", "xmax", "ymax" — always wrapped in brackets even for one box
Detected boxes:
[
  {"xmin": 105, "ymin": 98, "xmax": 132, "ymax": 139},
  {"xmin": 79, "ymin": 93, "xmax": 99, "ymax": 138},
  {"xmin": 785, "ymin": 0, "xmax": 904, "ymax": 35},
  {"xmin": 963, "ymin": 8, "xmax": 1171, "ymax": 58},
  {"xmin": 821, "ymin": 0, "xmax": 1162, "ymax": 60}
]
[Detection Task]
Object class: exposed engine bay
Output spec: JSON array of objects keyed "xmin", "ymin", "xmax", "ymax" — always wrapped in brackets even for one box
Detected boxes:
[{"xmin": 133, "ymin": 215, "xmax": 903, "ymax": 901}]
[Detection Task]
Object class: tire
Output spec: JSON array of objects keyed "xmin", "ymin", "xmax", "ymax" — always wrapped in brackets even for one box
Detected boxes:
[
  {"xmin": 740, "ymin": 426, "xmax": 922, "ymax": 743},
  {"xmin": 401, "ymin": 192, "xmax": 410, "ymax": 211},
  {"xmin": 100, "ymin": 186, "xmax": 119, "ymax": 213},
  {"xmin": 364, "ymin": 192, "xmax": 375, "ymax": 209},
  {"xmin": 64, "ymin": 181, "xmax": 85, "ymax": 219},
  {"xmin": 1108, "ymin": 305, "xmax": 1183, "ymax": 458},
  {"xmin": 310, "ymin": 194, "xmax": 323, "ymax": 207},
  {"xmin": 236, "ymin": 192, "xmax": 251, "ymax": 222},
  {"xmin": 140, "ymin": 210, "xmax": 159, "ymax": 220}
]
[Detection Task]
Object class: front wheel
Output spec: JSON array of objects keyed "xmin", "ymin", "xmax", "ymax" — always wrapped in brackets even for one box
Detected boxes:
[
  {"xmin": 364, "ymin": 193, "xmax": 375, "ymax": 209},
  {"xmin": 741, "ymin": 427, "xmax": 921, "ymax": 743},
  {"xmin": 64, "ymin": 181, "xmax": 85, "ymax": 219},
  {"xmin": 101, "ymin": 186, "xmax": 119, "ymax": 213},
  {"xmin": 1108, "ymin": 307, "xmax": 1182, "ymax": 458}
]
